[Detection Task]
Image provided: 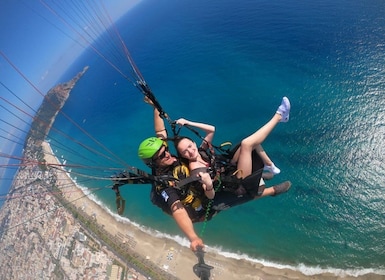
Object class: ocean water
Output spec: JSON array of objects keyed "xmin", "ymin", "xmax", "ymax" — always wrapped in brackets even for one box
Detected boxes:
[{"xmin": 51, "ymin": 0, "xmax": 385, "ymax": 276}]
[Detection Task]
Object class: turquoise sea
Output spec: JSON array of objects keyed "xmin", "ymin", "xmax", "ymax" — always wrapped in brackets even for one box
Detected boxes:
[{"xmin": 51, "ymin": 0, "xmax": 385, "ymax": 276}]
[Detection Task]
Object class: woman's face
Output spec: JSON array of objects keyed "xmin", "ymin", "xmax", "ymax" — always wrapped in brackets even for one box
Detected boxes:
[{"xmin": 177, "ymin": 138, "xmax": 198, "ymax": 161}]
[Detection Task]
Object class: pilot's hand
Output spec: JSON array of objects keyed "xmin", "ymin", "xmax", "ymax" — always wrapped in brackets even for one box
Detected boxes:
[
  {"xmin": 144, "ymin": 96, "xmax": 154, "ymax": 106},
  {"xmin": 190, "ymin": 237, "xmax": 204, "ymax": 252}
]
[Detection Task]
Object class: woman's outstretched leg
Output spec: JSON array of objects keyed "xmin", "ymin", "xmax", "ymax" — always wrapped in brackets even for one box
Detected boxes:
[{"xmin": 234, "ymin": 97, "xmax": 290, "ymax": 178}]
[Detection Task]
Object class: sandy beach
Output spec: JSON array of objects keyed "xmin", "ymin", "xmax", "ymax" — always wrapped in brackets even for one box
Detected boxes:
[{"xmin": 42, "ymin": 141, "xmax": 381, "ymax": 280}]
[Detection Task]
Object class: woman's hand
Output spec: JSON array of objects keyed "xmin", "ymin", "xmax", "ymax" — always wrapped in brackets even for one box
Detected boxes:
[
  {"xmin": 199, "ymin": 172, "xmax": 215, "ymax": 199},
  {"xmin": 198, "ymin": 172, "xmax": 212, "ymax": 187},
  {"xmin": 176, "ymin": 118, "xmax": 189, "ymax": 126}
]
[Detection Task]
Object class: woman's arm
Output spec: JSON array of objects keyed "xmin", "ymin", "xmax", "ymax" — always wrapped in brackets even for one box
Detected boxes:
[
  {"xmin": 189, "ymin": 169, "xmax": 215, "ymax": 199},
  {"xmin": 199, "ymin": 171, "xmax": 215, "ymax": 199}
]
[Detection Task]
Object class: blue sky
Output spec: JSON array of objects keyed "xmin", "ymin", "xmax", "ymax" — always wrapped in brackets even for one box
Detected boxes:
[{"xmin": 0, "ymin": 0, "xmax": 142, "ymax": 195}]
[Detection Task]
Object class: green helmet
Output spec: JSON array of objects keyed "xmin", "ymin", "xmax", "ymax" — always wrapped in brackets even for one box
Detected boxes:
[{"xmin": 138, "ymin": 137, "xmax": 164, "ymax": 161}]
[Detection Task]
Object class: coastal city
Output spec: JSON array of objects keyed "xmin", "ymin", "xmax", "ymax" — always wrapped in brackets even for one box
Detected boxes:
[
  {"xmin": 0, "ymin": 138, "xmax": 152, "ymax": 280},
  {"xmin": 0, "ymin": 73, "xmax": 178, "ymax": 280}
]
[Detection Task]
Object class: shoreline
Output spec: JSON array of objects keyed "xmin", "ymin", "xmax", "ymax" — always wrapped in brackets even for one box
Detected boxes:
[{"xmin": 42, "ymin": 141, "xmax": 384, "ymax": 280}]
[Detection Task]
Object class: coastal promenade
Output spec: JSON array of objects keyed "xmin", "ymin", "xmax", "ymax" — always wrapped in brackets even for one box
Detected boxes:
[{"xmin": 0, "ymin": 140, "xmax": 167, "ymax": 279}]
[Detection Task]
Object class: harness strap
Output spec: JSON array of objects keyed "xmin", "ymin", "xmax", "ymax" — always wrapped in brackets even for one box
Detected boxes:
[
  {"xmin": 174, "ymin": 174, "xmax": 201, "ymax": 189},
  {"xmin": 111, "ymin": 170, "xmax": 179, "ymax": 187},
  {"xmin": 112, "ymin": 184, "xmax": 126, "ymax": 215},
  {"xmin": 111, "ymin": 168, "xmax": 210, "ymax": 194},
  {"xmin": 187, "ymin": 167, "xmax": 210, "ymax": 176},
  {"xmin": 219, "ymin": 168, "xmax": 265, "ymax": 196}
]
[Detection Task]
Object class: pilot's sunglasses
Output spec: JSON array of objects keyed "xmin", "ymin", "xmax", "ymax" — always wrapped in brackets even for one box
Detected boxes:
[{"xmin": 154, "ymin": 146, "xmax": 169, "ymax": 161}]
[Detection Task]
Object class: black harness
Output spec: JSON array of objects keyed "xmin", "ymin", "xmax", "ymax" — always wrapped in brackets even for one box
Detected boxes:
[{"xmin": 197, "ymin": 147, "xmax": 265, "ymax": 197}]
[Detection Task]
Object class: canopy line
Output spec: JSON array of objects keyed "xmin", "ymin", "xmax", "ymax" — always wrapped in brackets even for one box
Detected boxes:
[
  {"xmin": 39, "ymin": 0, "xmax": 135, "ymax": 84},
  {"xmin": 0, "ymin": 52, "xmax": 131, "ymax": 169},
  {"xmin": 0, "ymin": 93, "xmax": 125, "ymax": 168}
]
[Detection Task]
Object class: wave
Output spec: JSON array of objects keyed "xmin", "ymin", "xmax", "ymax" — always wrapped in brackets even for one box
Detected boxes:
[
  {"xmin": 212, "ymin": 249, "xmax": 385, "ymax": 277},
  {"xmin": 74, "ymin": 179, "xmax": 385, "ymax": 278},
  {"xmin": 51, "ymin": 144, "xmax": 384, "ymax": 278}
]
